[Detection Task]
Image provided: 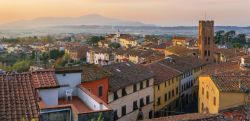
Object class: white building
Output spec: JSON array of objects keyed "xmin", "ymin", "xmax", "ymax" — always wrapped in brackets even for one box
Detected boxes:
[
  {"xmin": 31, "ymin": 69, "xmax": 113, "ymax": 121},
  {"xmin": 104, "ymin": 62, "xmax": 155, "ymax": 121},
  {"xmin": 86, "ymin": 48, "xmax": 114, "ymax": 65}
]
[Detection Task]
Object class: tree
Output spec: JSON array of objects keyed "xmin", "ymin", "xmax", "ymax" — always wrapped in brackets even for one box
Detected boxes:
[
  {"xmin": 235, "ymin": 34, "xmax": 246, "ymax": 45},
  {"xmin": 49, "ymin": 49, "xmax": 65, "ymax": 60},
  {"xmin": 12, "ymin": 60, "xmax": 32, "ymax": 72},
  {"xmin": 31, "ymin": 51, "xmax": 36, "ymax": 59},
  {"xmin": 108, "ymin": 43, "xmax": 121, "ymax": 49},
  {"xmin": 87, "ymin": 36, "xmax": 104, "ymax": 46},
  {"xmin": 223, "ymin": 30, "xmax": 236, "ymax": 47},
  {"xmin": 215, "ymin": 30, "xmax": 225, "ymax": 45}
]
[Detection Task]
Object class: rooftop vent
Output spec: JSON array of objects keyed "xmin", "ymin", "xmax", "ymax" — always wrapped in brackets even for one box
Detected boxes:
[
  {"xmin": 165, "ymin": 57, "xmax": 175, "ymax": 63},
  {"xmin": 116, "ymin": 69, "xmax": 121, "ymax": 72}
]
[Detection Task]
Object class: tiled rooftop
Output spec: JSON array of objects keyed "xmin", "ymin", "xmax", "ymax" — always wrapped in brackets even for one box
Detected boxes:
[
  {"xmin": 104, "ymin": 62, "xmax": 154, "ymax": 92},
  {"xmin": 90, "ymin": 47, "xmax": 113, "ymax": 54},
  {"xmin": 82, "ymin": 64, "xmax": 111, "ymax": 82},
  {"xmin": 211, "ymin": 75, "xmax": 250, "ymax": 92},
  {"xmin": 160, "ymin": 55, "xmax": 206, "ymax": 73},
  {"xmin": 221, "ymin": 105, "xmax": 248, "ymax": 121},
  {"xmin": 166, "ymin": 46, "xmax": 198, "ymax": 56},
  {"xmin": 0, "ymin": 74, "xmax": 39, "ymax": 121},
  {"xmin": 215, "ymin": 48, "xmax": 246, "ymax": 58},
  {"xmin": 142, "ymin": 113, "xmax": 225, "ymax": 121},
  {"xmin": 31, "ymin": 70, "xmax": 59, "ymax": 89},
  {"xmin": 147, "ymin": 63, "xmax": 181, "ymax": 84},
  {"xmin": 55, "ymin": 66, "xmax": 83, "ymax": 73},
  {"xmin": 201, "ymin": 61, "xmax": 241, "ymax": 75}
]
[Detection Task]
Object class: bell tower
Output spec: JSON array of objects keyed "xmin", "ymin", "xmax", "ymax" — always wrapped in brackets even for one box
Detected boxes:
[{"xmin": 198, "ymin": 20, "xmax": 215, "ymax": 62}]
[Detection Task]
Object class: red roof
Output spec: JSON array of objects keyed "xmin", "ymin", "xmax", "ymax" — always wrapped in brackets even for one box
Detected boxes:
[
  {"xmin": 31, "ymin": 70, "xmax": 59, "ymax": 89},
  {"xmin": 0, "ymin": 74, "xmax": 39, "ymax": 121}
]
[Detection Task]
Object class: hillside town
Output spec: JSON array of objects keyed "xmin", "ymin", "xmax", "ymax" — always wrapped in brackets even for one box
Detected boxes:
[{"xmin": 1, "ymin": 20, "xmax": 250, "ymax": 121}]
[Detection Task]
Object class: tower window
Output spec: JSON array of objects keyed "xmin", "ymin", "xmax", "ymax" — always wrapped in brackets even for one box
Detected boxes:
[
  {"xmin": 204, "ymin": 50, "xmax": 207, "ymax": 56},
  {"xmin": 208, "ymin": 37, "xmax": 210, "ymax": 45},
  {"xmin": 208, "ymin": 50, "xmax": 210, "ymax": 56}
]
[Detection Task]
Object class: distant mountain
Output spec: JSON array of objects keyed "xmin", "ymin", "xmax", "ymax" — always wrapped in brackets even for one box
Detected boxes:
[{"xmin": 0, "ymin": 14, "xmax": 153, "ymax": 29}]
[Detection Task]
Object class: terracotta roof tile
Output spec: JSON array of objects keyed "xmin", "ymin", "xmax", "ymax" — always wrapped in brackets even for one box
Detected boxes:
[
  {"xmin": 146, "ymin": 63, "xmax": 181, "ymax": 84},
  {"xmin": 142, "ymin": 113, "xmax": 224, "ymax": 121},
  {"xmin": 166, "ymin": 46, "xmax": 198, "ymax": 56},
  {"xmin": 0, "ymin": 74, "xmax": 39, "ymax": 121},
  {"xmin": 31, "ymin": 70, "xmax": 59, "ymax": 89},
  {"xmin": 82, "ymin": 65, "xmax": 111, "ymax": 82},
  {"xmin": 201, "ymin": 62, "xmax": 241, "ymax": 75},
  {"xmin": 215, "ymin": 48, "xmax": 246, "ymax": 59},
  {"xmin": 211, "ymin": 74, "xmax": 250, "ymax": 92},
  {"xmin": 104, "ymin": 62, "xmax": 154, "ymax": 92},
  {"xmin": 221, "ymin": 105, "xmax": 248, "ymax": 121},
  {"xmin": 160, "ymin": 55, "xmax": 207, "ymax": 73}
]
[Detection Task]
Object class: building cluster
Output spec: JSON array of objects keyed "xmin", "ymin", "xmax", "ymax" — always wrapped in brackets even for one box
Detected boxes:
[
  {"xmin": 0, "ymin": 54, "xmax": 206, "ymax": 121},
  {"xmin": 1, "ymin": 20, "xmax": 250, "ymax": 121}
]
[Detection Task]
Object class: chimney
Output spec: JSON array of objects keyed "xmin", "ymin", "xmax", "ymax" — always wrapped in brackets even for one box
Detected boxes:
[{"xmin": 99, "ymin": 103, "xmax": 103, "ymax": 110}]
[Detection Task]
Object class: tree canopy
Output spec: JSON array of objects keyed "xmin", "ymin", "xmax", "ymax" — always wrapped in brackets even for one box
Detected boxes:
[
  {"xmin": 87, "ymin": 36, "xmax": 105, "ymax": 46},
  {"xmin": 214, "ymin": 30, "xmax": 248, "ymax": 48}
]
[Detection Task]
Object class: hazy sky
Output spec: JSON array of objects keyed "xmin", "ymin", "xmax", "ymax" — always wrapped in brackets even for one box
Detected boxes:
[{"xmin": 0, "ymin": 0, "xmax": 250, "ymax": 26}]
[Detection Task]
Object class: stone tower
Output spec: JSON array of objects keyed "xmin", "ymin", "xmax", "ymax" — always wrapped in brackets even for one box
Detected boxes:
[{"xmin": 198, "ymin": 20, "xmax": 215, "ymax": 62}]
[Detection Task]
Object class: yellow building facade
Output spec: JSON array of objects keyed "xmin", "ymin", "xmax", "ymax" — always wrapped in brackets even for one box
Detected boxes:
[
  {"xmin": 198, "ymin": 75, "xmax": 248, "ymax": 114},
  {"xmin": 119, "ymin": 38, "xmax": 137, "ymax": 48},
  {"xmin": 154, "ymin": 76, "xmax": 180, "ymax": 112}
]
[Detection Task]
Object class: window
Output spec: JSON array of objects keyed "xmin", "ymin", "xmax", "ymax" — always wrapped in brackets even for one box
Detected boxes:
[
  {"xmin": 133, "ymin": 84, "xmax": 137, "ymax": 92},
  {"xmin": 176, "ymin": 87, "xmax": 179, "ymax": 95},
  {"xmin": 122, "ymin": 105, "xmax": 126, "ymax": 116},
  {"xmin": 202, "ymin": 87, "xmax": 204, "ymax": 95},
  {"xmin": 146, "ymin": 80, "xmax": 149, "ymax": 87},
  {"xmin": 204, "ymin": 50, "xmax": 207, "ymax": 56},
  {"xmin": 214, "ymin": 97, "xmax": 216, "ymax": 106},
  {"xmin": 168, "ymin": 91, "xmax": 171, "ymax": 99},
  {"xmin": 149, "ymin": 110, "xmax": 153, "ymax": 119},
  {"xmin": 157, "ymin": 85, "xmax": 160, "ymax": 90},
  {"xmin": 172, "ymin": 90, "xmax": 175, "ymax": 97},
  {"xmin": 122, "ymin": 88, "xmax": 127, "ymax": 97},
  {"xmin": 205, "ymin": 37, "xmax": 207, "ymax": 45},
  {"xmin": 133, "ymin": 101, "xmax": 138, "ymax": 110},
  {"xmin": 165, "ymin": 82, "xmax": 167, "ymax": 87},
  {"xmin": 114, "ymin": 110, "xmax": 118, "ymax": 120},
  {"xmin": 157, "ymin": 97, "xmax": 161, "ymax": 106},
  {"xmin": 98, "ymin": 86, "xmax": 103, "ymax": 97},
  {"xmin": 146, "ymin": 96, "xmax": 150, "ymax": 104},
  {"xmin": 208, "ymin": 37, "xmax": 210, "ymax": 45},
  {"xmin": 114, "ymin": 91, "xmax": 118, "ymax": 100},
  {"xmin": 208, "ymin": 50, "xmax": 210, "ymax": 56},
  {"xmin": 165, "ymin": 93, "xmax": 167, "ymax": 102},
  {"xmin": 201, "ymin": 103, "xmax": 204, "ymax": 111},
  {"xmin": 206, "ymin": 91, "xmax": 209, "ymax": 99},
  {"xmin": 140, "ymin": 98, "xmax": 144, "ymax": 107},
  {"xmin": 140, "ymin": 82, "xmax": 143, "ymax": 89}
]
